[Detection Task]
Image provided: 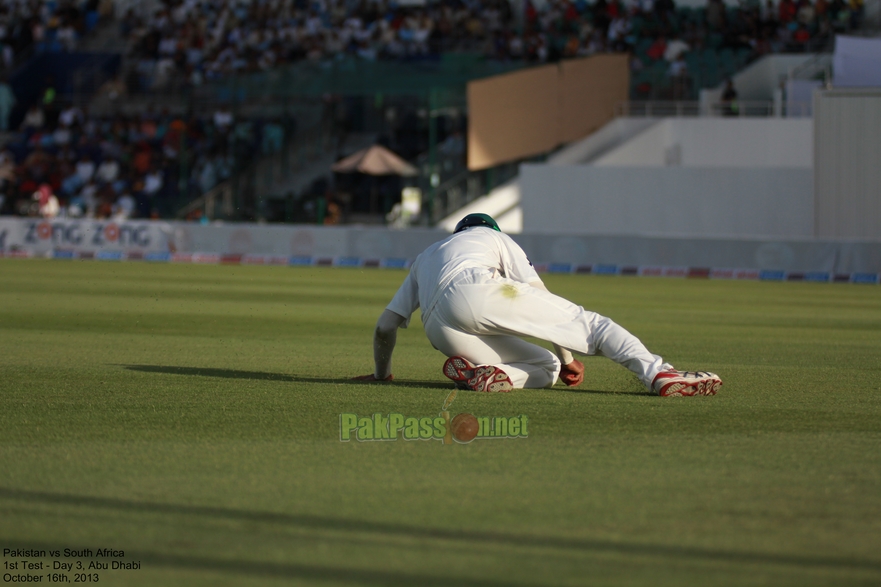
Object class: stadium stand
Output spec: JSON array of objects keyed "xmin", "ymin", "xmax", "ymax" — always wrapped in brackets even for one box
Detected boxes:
[
  {"xmin": 0, "ymin": 0, "xmax": 111, "ymax": 68},
  {"xmin": 118, "ymin": 0, "xmax": 848, "ymax": 89},
  {"xmin": 0, "ymin": 0, "xmax": 872, "ymax": 224},
  {"xmin": 0, "ymin": 102, "xmax": 295, "ymax": 220}
]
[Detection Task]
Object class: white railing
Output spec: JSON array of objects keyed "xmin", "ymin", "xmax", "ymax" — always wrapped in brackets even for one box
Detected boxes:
[
  {"xmin": 616, "ymin": 101, "xmax": 702, "ymax": 117},
  {"xmin": 616, "ymin": 101, "xmax": 780, "ymax": 117},
  {"xmin": 617, "ymin": 100, "xmax": 816, "ymax": 118}
]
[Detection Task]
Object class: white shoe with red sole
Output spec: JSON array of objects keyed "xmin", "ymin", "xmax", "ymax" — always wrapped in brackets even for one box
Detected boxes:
[
  {"xmin": 443, "ymin": 356, "xmax": 513, "ymax": 393},
  {"xmin": 652, "ymin": 370, "xmax": 722, "ymax": 397}
]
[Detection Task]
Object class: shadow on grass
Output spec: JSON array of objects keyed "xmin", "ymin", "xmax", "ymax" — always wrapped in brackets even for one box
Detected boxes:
[
  {"xmin": 117, "ymin": 365, "xmax": 669, "ymax": 396},
  {"xmin": 559, "ymin": 387, "xmax": 654, "ymax": 397},
  {"xmin": 1, "ymin": 487, "xmax": 879, "ymax": 576},
  {"xmin": 116, "ymin": 364, "xmax": 453, "ymax": 390}
]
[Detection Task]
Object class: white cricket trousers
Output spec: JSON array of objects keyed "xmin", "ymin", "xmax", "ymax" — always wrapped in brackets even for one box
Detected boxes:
[{"xmin": 422, "ymin": 269, "xmax": 667, "ymax": 389}]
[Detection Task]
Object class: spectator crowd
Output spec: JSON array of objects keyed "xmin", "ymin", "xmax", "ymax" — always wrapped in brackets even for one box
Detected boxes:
[
  {"xmin": 121, "ymin": 0, "xmax": 863, "ymax": 91},
  {"xmin": 0, "ymin": 99, "xmax": 289, "ymax": 220},
  {"xmin": 0, "ymin": 0, "xmax": 868, "ymax": 220},
  {"xmin": 0, "ymin": 0, "xmax": 113, "ymax": 71}
]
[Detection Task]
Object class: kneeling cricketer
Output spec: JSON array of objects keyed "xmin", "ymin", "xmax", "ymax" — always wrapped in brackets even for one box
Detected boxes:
[{"xmin": 354, "ymin": 213, "xmax": 721, "ymax": 396}]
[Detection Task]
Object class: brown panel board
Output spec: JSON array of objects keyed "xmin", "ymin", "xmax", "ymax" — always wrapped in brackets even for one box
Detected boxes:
[
  {"xmin": 559, "ymin": 54, "xmax": 630, "ymax": 143},
  {"xmin": 467, "ymin": 65, "xmax": 560, "ymax": 171}
]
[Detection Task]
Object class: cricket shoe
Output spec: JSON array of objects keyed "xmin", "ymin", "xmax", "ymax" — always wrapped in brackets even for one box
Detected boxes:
[
  {"xmin": 652, "ymin": 370, "xmax": 722, "ymax": 397},
  {"xmin": 443, "ymin": 356, "xmax": 513, "ymax": 393}
]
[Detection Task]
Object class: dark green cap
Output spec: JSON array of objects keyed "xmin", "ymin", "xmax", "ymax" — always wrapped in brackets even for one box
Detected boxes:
[{"xmin": 454, "ymin": 213, "xmax": 501, "ymax": 234}]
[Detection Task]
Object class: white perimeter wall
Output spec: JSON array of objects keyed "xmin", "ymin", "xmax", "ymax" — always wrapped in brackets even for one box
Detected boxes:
[
  {"xmin": 519, "ymin": 117, "xmax": 814, "ymax": 239},
  {"xmin": 520, "ymin": 165, "xmax": 813, "ymax": 238},
  {"xmin": 593, "ymin": 119, "xmax": 813, "ymax": 168},
  {"xmin": 815, "ymin": 90, "xmax": 881, "ymax": 239},
  {"xmin": 2, "ymin": 218, "xmax": 879, "ymax": 272}
]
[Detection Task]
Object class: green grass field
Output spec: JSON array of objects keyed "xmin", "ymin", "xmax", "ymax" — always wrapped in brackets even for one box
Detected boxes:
[{"xmin": 1, "ymin": 259, "xmax": 880, "ymax": 587}]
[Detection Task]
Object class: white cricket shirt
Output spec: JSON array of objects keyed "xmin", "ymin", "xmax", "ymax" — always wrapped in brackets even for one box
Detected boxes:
[{"xmin": 386, "ymin": 227, "xmax": 540, "ymax": 326}]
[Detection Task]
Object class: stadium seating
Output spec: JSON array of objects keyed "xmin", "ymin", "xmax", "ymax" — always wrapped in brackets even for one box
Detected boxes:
[{"xmin": 0, "ymin": 0, "xmax": 868, "ymax": 223}]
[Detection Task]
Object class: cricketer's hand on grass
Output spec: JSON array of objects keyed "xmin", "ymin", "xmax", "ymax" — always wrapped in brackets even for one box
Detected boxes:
[
  {"xmin": 559, "ymin": 359, "xmax": 584, "ymax": 387},
  {"xmin": 351, "ymin": 309, "xmax": 405, "ymax": 382}
]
